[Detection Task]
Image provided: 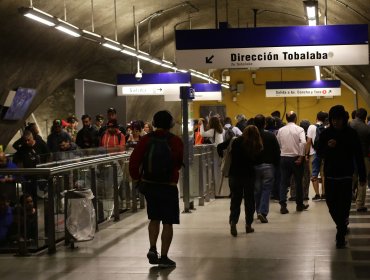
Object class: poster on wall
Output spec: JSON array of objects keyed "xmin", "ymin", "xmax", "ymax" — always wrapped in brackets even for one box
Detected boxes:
[
  {"xmin": 3, "ymin": 87, "xmax": 36, "ymax": 120},
  {"xmin": 199, "ymin": 105, "xmax": 226, "ymax": 122}
]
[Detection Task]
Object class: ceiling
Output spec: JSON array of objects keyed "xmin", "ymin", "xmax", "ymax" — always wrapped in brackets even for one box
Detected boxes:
[{"xmin": 0, "ymin": 0, "xmax": 369, "ymax": 145}]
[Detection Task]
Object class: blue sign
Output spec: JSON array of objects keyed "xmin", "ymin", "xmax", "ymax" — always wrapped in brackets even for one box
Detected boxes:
[
  {"xmin": 117, "ymin": 72, "xmax": 191, "ymax": 85},
  {"xmin": 266, "ymin": 80, "xmax": 341, "ymax": 97},
  {"xmin": 191, "ymin": 83, "xmax": 222, "ymax": 101},
  {"xmin": 175, "ymin": 24, "xmax": 369, "ymax": 68},
  {"xmin": 3, "ymin": 87, "xmax": 36, "ymax": 120}
]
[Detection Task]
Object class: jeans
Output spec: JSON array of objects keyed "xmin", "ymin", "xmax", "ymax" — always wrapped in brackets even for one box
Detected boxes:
[
  {"xmin": 229, "ymin": 175, "xmax": 255, "ymax": 225},
  {"xmin": 280, "ymin": 156, "xmax": 304, "ymax": 206},
  {"xmin": 254, "ymin": 164, "xmax": 275, "ymax": 216},
  {"xmin": 312, "ymin": 153, "xmax": 322, "ymax": 177}
]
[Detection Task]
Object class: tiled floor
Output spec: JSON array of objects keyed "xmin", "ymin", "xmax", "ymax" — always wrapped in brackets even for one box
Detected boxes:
[{"xmin": 1, "ymin": 192, "xmax": 370, "ymax": 280}]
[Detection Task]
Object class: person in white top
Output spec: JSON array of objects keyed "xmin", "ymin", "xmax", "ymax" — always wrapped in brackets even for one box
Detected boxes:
[
  {"xmin": 223, "ymin": 117, "xmax": 243, "ymax": 140},
  {"xmin": 199, "ymin": 116, "xmax": 224, "ymax": 145},
  {"xmin": 305, "ymin": 111, "xmax": 328, "ymax": 201},
  {"xmin": 276, "ymin": 111, "xmax": 309, "ymax": 214}
]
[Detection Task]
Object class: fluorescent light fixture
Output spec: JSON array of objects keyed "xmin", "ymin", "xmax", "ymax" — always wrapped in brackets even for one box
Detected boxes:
[
  {"xmin": 221, "ymin": 83, "xmax": 230, "ymax": 89},
  {"xmin": 121, "ymin": 48, "xmax": 138, "ymax": 56},
  {"xmin": 178, "ymin": 69, "xmax": 188, "ymax": 73},
  {"xmin": 161, "ymin": 62, "xmax": 175, "ymax": 69},
  {"xmin": 315, "ymin": 66, "xmax": 321, "ymax": 80},
  {"xmin": 150, "ymin": 59, "xmax": 162, "ymax": 65},
  {"xmin": 137, "ymin": 54, "xmax": 151, "ymax": 61},
  {"xmin": 55, "ymin": 20, "xmax": 81, "ymax": 37},
  {"xmin": 102, "ymin": 38, "xmax": 122, "ymax": 51},
  {"xmin": 20, "ymin": 7, "xmax": 56, "ymax": 27},
  {"xmin": 303, "ymin": 0, "xmax": 318, "ymax": 25},
  {"xmin": 82, "ymin": 30, "xmax": 102, "ymax": 42},
  {"xmin": 102, "ymin": 42, "xmax": 122, "ymax": 51}
]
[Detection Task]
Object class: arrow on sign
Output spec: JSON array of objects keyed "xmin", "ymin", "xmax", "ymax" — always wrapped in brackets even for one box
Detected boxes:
[{"xmin": 205, "ymin": 55, "xmax": 214, "ymax": 64}]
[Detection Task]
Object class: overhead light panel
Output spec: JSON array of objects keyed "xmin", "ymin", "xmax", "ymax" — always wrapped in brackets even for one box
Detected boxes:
[
  {"xmin": 315, "ymin": 66, "xmax": 321, "ymax": 80},
  {"xmin": 102, "ymin": 37, "xmax": 122, "ymax": 51},
  {"xmin": 55, "ymin": 20, "xmax": 81, "ymax": 37},
  {"xmin": 303, "ymin": 0, "xmax": 318, "ymax": 26},
  {"xmin": 82, "ymin": 30, "xmax": 102, "ymax": 42},
  {"xmin": 20, "ymin": 7, "xmax": 56, "ymax": 27}
]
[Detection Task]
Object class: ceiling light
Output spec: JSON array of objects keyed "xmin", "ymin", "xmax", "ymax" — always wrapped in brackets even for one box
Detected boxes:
[
  {"xmin": 19, "ymin": 7, "xmax": 56, "ymax": 27},
  {"xmin": 102, "ymin": 38, "xmax": 122, "ymax": 51},
  {"xmin": 55, "ymin": 20, "xmax": 81, "ymax": 37},
  {"xmin": 82, "ymin": 30, "xmax": 102, "ymax": 42},
  {"xmin": 315, "ymin": 66, "xmax": 321, "ymax": 80},
  {"xmin": 303, "ymin": 0, "xmax": 318, "ymax": 26}
]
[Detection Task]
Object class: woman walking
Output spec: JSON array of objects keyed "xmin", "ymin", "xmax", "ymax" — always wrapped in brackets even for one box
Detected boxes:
[{"xmin": 229, "ymin": 125, "xmax": 263, "ymax": 236}]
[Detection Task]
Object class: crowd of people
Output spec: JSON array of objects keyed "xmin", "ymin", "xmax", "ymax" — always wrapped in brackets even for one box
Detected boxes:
[{"xmin": 0, "ymin": 104, "xmax": 369, "ymax": 263}]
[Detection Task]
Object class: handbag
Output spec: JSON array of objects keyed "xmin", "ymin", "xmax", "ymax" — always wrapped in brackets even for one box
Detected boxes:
[{"xmin": 194, "ymin": 127, "xmax": 203, "ymax": 145}]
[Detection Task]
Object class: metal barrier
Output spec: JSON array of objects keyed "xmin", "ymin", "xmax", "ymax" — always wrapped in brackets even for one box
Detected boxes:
[{"xmin": 0, "ymin": 145, "xmax": 222, "ymax": 255}]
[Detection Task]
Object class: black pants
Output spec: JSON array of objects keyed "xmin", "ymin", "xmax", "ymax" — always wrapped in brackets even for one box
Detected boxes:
[
  {"xmin": 229, "ymin": 176, "xmax": 255, "ymax": 225},
  {"xmin": 325, "ymin": 177, "xmax": 352, "ymax": 239}
]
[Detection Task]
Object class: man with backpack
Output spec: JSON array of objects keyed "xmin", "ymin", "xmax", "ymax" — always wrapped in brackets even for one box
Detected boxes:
[
  {"xmin": 305, "ymin": 111, "xmax": 328, "ymax": 201},
  {"xmin": 223, "ymin": 117, "xmax": 242, "ymax": 141},
  {"xmin": 129, "ymin": 110, "xmax": 183, "ymax": 268}
]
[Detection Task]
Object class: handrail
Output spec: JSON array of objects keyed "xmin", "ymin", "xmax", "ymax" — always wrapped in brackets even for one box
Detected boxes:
[{"xmin": 0, "ymin": 152, "xmax": 130, "ymax": 176}]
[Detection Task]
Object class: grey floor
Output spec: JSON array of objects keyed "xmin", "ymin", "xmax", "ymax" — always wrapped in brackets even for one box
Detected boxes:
[{"xmin": 1, "ymin": 191, "xmax": 370, "ymax": 280}]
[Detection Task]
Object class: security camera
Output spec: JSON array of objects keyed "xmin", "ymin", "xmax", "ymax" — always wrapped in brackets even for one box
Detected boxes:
[{"xmin": 135, "ymin": 70, "xmax": 143, "ymax": 81}]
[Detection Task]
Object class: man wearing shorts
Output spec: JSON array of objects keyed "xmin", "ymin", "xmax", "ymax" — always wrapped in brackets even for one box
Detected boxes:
[{"xmin": 129, "ymin": 110, "xmax": 183, "ymax": 268}]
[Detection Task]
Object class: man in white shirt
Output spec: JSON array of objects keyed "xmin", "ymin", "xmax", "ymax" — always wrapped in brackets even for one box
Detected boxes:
[
  {"xmin": 305, "ymin": 111, "xmax": 328, "ymax": 201},
  {"xmin": 276, "ymin": 111, "xmax": 309, "ymax": 214},
  {"xmin": 223, "ymin": 117, "xmax": 243, "ymax": 140}
]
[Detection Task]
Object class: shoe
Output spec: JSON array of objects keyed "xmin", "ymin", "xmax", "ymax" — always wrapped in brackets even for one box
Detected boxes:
[
  {"xmin": 147, "ymin": 248, "xmax": 159, "ymax": 265},
  {"xmin": 158, "ymin": 256, "xmax": 176, "ymax": 268},
  {"xmin": 304, "ymin": 196, "xmax": 309, "ymax": 201},
  {"xmin": 312, "ymin": 194, "xmax": 321, "ymax": 201},
  {"xmin": 336, "ymin": 240, "xmax": 347, "ymax": 249},
  {"xmin": 230, "ymin": 223, "xmax": 237, "ymax": 237},
  {"xmin": 357, "ymin": 207, "xmax": 368, "ymax": 212},
  {"xmin": 246, "ymin": 224, "xmax": 255, "ymax": 233},
  {"xmin": 257, "ymin": 213, "xmax": 268, "ymax": 223},
  {"xmin": 320, "ymin": 194, "xmax": 326, "ymax": 200},
  {"xmin": 296, "ymin": 204, "xmax": 309, "ymax": 211},
  {"xmin": 288, "ymin": 197, "xmax": 296, "ymax": 201},
  {"xmin": 280, "ymin": 206, "xmax": 289, "ymax": 214}
]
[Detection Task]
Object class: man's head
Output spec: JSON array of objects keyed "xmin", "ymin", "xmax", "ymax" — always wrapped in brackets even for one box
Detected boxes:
[
  {"xmin": 23, "ymin": 130, "xmax": 35, "ymax": 147},
  {"xmin": 286, "ymin": 111, "xmax": 297, "ymax": 123},
  {"xmin": 107, "ymin": 119, "xmax": 118, "ymax": 134},
  {"xmin": 271, "ymin": 110, "xmax": 281, "ymax": 119},
  {"xmin": 316, "ymin": 111, "xmax": 329, "ymax": 123},
  {"xmin": 224, "ymin": 117, "xmax": 232, "ymax": 125},
  {"xmin": 20, "ymin": 193, "xmax": 34, "ymax": 213},
  {"xmin": 254, "ymin": 114, "xmax": 266, "ymax": 130},
  {"xmin": 53, "ymin": 119, "xmax": 63, "ymax": 133},
  {"xmin": 235, "ymin": 114, "xmax": 246, "ymax": 123},
  {"xmin": 81, "ymin": 114, "xmax": 92, "ymax": 128},
  {"xmin": 152, "ymin": 110, "xmax": 174, "ymax": 130},
  {"xmin": 329, "ymin": 105, "xmax": 348, "ymax": 130},
  {"xmin": 356, "ymin": 108, "xmax": 368, "ymax": 122},
  {"xmin": 59, "ymin": 139, "xmax": 72, "ymax": 151},
  {"xmin": 107, "ymin": 107, "xmax": 117, "ymax": 121}
]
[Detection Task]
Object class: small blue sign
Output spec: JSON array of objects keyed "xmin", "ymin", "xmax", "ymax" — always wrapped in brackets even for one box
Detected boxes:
[
  {"xmin": 192, "ymin": 83, "xmax": 221, "ymax": 92},
  {"xmin": 117, "ymin": 72, "xmax": 191, "ymax": 84},
  {"xmin": 266, "ymin": 80, "xmax": 341, "ymax": 90}
]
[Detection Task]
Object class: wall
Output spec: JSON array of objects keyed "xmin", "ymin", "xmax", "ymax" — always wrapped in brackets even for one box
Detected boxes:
[{"xmin": 192, "ymin": 68, "xmax": 368, "ymax": 124}]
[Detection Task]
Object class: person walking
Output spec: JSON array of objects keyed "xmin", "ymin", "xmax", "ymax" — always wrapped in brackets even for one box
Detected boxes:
[
  {"xmin": 316, "ymin": 105, "xmax": 366, "ymax": 248},
  {"xmin": 228, "ymin": 125, "xmax": 263, "ymax": 236},
  {"xmin": 129, "ymin": 110, "xmax": 183, "ymax": 268},
  {"xmin": 276, "ymin": 111, "xmax": 309, "ymax": 214}
]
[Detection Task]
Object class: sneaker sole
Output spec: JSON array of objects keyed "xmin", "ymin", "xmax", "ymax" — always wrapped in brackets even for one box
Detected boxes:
[{"xmin": 257, "ymin": 214, "xmax": 268, "ymax": 223}]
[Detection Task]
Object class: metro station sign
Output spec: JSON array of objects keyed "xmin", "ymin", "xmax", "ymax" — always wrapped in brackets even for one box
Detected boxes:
[
  {"xmin": 175, "ymin": 24, "xmax": 368, "ymax": 69},
  {"xmin": 266, "ymin": 80, "xmax": 341, "ymax": 97}
]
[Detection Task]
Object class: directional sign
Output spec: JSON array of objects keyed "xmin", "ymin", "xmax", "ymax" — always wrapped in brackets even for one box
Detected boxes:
[
  {"xmin": 266, "ymin": 80, "xmax": 341, "ymax": 97},
  {"xmin": 117, "ymin": 73, "xmax": 191, "ymax": 99},
  {"xmin": 192, "ymin": 83, "xmax": 222, "ymax": 101},
  {"xmin": 175, "ymin": 24, "xmax": 369, "ymax": 69}
]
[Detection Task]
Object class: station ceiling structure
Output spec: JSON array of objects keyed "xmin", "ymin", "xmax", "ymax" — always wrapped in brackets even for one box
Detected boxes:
[{"xmin": 0, "ymin": 0, "xmax": 369, "ymax": 144}]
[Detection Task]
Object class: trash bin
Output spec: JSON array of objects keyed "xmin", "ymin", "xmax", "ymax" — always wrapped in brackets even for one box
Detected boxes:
[{"xmin": 65, "ymin": 188, "xmax": 96, "ymax": 248}]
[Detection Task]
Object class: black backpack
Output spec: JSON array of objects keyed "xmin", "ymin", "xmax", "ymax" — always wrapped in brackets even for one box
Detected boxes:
[
  {"xmin": 313, "ymin": 124, "xmax": 325, "ymax": 150},
  {"xmin": 224, "ymin": 127, "xmax": 235, "ymax": 142},
  {"xmin": 142, "ymin": 133, "xmax": 173, "ymax": 183}
]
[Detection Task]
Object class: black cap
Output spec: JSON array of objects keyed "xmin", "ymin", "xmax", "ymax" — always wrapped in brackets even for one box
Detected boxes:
[{"xmin": 107, "ymin": 107, "xmax": 116, "ymax": 114}]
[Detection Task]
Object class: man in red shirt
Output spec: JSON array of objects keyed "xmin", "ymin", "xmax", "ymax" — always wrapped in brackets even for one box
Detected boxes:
[{"xmin": 129, "ymin": 110, "xmax": 183, "ymax": 268}]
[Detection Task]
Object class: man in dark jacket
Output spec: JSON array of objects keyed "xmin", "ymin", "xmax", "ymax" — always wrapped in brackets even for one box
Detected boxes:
[
  {"xmin": 76, "ymin": 114, "xmax": 99, "ymax": 149},
  {"xmin": 316, "ymin": 105, "xmax": 366, "ymax": 249}
]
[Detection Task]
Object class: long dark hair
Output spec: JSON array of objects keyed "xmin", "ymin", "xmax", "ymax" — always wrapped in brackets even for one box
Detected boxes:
[
  {"xmin": 242, "ymin": 125, "xmax": 263, "ymax": 158},
  {"xmin": 207, "ymin": 116, "xmax": 223, "ymax": 134}
]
